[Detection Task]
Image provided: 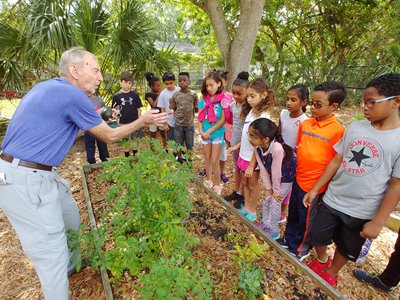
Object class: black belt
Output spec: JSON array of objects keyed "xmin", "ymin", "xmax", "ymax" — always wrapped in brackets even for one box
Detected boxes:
[{"xmin": 0, "ymin": 153, "xmax": 53, "ymax": 171}]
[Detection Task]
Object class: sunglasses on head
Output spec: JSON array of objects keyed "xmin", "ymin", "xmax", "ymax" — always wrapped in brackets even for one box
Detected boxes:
[{"xmin": 308, "ymin": 101, "xmax": 324, "ymax": 109}]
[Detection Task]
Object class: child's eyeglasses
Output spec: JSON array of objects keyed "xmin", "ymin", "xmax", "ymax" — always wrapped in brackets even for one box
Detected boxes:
[
  {"xmin": 308, "ymin": 101, "xmax": 324, "ymax": 109},
  {"xmin": 363, "ymin": 95, "xmax": 397, "ymax": 108}
]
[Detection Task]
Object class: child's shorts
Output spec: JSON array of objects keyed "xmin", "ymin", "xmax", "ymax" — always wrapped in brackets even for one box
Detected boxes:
[
  {"xmin": 149, "ymin": 124, "xmax": 164, "ymax": 133},
  {"xmin": 201, "ymin": 136, "xmax": 224, "ymax": 145},
  {"xmin": 174, "ymin": 125, "xmax": 194, "ymax": 150},
  {"xmin": 309, "ymin": 201, "xmax": 369, "ymax": 261},
  {"xmin": 119, "ymin": 124, "xmax": 143, "ymax": 140},
  {"xmin": 237, "ymin": 156, "xmax": 250, "ymax": 172},
  {"xmin": 231, "ymin": 148, "xmax": 240, "ymax": 172},
  {"xmin": 219, "ymin": 142, "xmax": 228, "ymax": 161}
]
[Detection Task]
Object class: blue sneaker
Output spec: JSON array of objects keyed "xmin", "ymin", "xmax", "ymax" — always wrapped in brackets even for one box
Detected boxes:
[
  {"xmin": 257, "ymin": 223, "xmax": 280, "ymax": 240},
  {"xmin": 353, "ymin": 270, "xmax": 394, "ymax": 292},
  {"xmin": 198, "ymin": 169, "xmax": 206, "ymax": 177},
  {"xmin": 240, "ymin": 207, "xmax": 257, "ymax": 222},
  {"xmin": 290, "ymin": 250, "xmax": 311, "ymax": 262},
  {"xmin": 220, "ymin": 173, "xmax": 229, "ymax": 184}
]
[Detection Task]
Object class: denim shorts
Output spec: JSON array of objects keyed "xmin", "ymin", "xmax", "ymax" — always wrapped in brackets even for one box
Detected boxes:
[
  {"xmin": 173, "ymin": 125, "xmax": 194, "ymax": 149},
  {"xmin": 201, "ymin": 135, "xmax": 224, "ymax": 145}
]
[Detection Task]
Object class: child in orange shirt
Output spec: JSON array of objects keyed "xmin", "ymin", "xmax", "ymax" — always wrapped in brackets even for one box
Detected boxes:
[{"xmin": 278, "ymin": 81, "xmax": 346, "ymax": 260}]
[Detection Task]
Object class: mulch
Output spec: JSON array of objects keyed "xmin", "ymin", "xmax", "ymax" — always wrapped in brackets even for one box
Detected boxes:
[{"xmin": 0, "ymin": 106, "xmax": 399, "ymax": 299}]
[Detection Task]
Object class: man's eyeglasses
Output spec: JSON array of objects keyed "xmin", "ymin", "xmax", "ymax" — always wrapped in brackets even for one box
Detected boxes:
[
  {"xmin": 363, "ymin": 96, "xmax": 397, "ymax": 108},
  {"xmin": 308, "ymin": 101, "xmax": 324, "ymax": 109}
]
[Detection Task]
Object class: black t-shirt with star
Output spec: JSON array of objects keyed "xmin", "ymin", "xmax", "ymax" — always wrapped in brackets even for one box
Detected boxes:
[{"xmin": 112, "ymin": 90, "xmax": 143, "ymax": 124}]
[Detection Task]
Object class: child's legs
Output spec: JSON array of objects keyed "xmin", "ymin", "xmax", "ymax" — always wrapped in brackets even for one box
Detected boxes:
[
  {"xmin": 202, "ymin": 144, "xmax": 212, "ymax": 182},
  {"xmin": 219, "ymin": 142, "xmax": 228, "ymax": 173},
  {"xmin": 159, "ymin": 129, "xmax": 167, "ymax": 148},
  {"xmin": 281, "ymin": 187, "xmax": 292, "ymax": 216},
  {"xmin": 247, "ymin": 170, "xmax": 260, "ymax": 214},
  {"xmin": 211, "ymin": 143, "xmax": 222, "ymax": 186},
  {"xmin": 183, "ymin": 125, "xmax": 195, "ymax": 159},
  {"xmin": 96, "ymin": 138, "xmax": 109, "ymax": 162},
  {"xmin": 83, "ymin": 132, "xmax": 96, "ymax": 164},
  {"xmin": 241, "ymin": 172, "xmax": 250, "ymax": 206},
  {"xmin": 232, "ymin": 149, "xmax": 241, "ymax": 193},
  {"xmin": 261, "ymin": 195, "xmax": 273, "ymax": 227},
  {"xmin": 284, "ymin": 180, "xmax": 310, "ymax": 253},
  {"xmin": 166, "ymin": 126, "xmax": 174, "ymax": 141},
  {"xmin": 173, "ymin": 125, "xmax": 184, "ymax": 158},
  {"xmin": 380, "ymin": 227, "xmax": 400, "ymax": 287},
  {"xmin": 327, "ymin": 205, "xmax": 369, "ymax": 276},
  {"xmin": 269, "ymin": 183, "xmax": 292, "ymax": 233}
]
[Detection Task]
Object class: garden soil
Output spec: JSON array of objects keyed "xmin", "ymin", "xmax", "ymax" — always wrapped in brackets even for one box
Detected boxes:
[{"xmin": 0, "ymin": 106, "xmax": 399, "ymax": 299}]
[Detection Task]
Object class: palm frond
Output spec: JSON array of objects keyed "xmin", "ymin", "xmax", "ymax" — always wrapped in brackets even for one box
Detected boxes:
[{"xmin": 72, "ymin": 0, "xmax": 109, "ymax": 53}]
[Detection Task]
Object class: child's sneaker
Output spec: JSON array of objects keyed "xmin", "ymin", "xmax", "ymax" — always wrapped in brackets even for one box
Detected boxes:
[
  {"xmin": 233, "ymin": 195, "xmax": 244, "ymax": 209},
  {"xmin": 256, "ymin": 221, "xmax": 270, "ymax": 232},
  {"xmin": 276, "ymin": 238, "xmax": 289, "ymax": 249},
  {"xmin": 257, "ymin": 222, "xmax": 280, "ymax": 240},
  {"xmin": 224, "ymin": 191, "xmax": 239, "ymax": 202},
  {"xmin": 198, "ymin": 169, "xmax": 206, "ymax": 177},
  {"xmin": 220, "ymin": 173, "xmax": 229, "ymax": 184},
  {"xmin": 294, "ymin": 251, "xmax": 311, "ymax": 262},
  {"xmin": 353, "ymin": 270, "xmax": 394, "ymax": 292},
  {"xmin": 307, "ymin": 258, "xmax": 332, "ymax": 275},
  {"xmin": 240, "ymin": 207, "xmax": 257, "ymax": 222},
  {"xmin": 278, "ymin": 215, "xmax": 287, "ymax": 224},
  {"xmin": 321, "ymin": 270, "xmax": 337, "ymax": 286}
]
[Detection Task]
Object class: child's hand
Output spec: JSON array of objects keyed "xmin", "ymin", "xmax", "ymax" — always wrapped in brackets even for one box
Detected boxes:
[
  {"xmin": 200, "ymin": 132, "xmax": 209, "ymax": 140},
  {"xmin": 163, "ymin": 124, "xmax": 170, "ymax": 131},
  {"xmin": 302, "ymin": 189, "xmax": 318, "ymax": 207},
  {"xmin": 227, "ymin": 145, "xmax": 238, "ymax": 153},
  {"xmin": 360, "ymin": 220, "xmax": 383, "ymax": 239},
  {"xmin": 272, "ymin": 192, "xmax": 283, "ymax": 201},
  {"xmin": 265, "ymin": 189, "xmax": 273, "ymax": 196},
  {"xmin": 245, "ymin": 165, "xmax": 253, "ymax": 178}
]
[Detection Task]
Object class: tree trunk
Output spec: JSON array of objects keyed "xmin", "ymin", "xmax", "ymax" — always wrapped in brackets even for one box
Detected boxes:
[{"xmin": 190, "ymin": 0, "xmax": 266, "ymax": 90}]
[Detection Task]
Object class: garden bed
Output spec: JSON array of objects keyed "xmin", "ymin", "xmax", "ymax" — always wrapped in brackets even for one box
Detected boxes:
[{"xmin": 81, "ymin": 154, "xmax": 342, "ymax": 299}]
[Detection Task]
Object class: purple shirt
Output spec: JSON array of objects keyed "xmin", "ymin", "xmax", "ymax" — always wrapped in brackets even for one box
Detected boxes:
[{"xmin": 2, "ymin": 78, "xmax": 102, "ymax": 166}]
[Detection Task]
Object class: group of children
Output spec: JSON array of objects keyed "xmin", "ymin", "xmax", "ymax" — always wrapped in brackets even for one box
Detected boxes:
[{"xmin": 85, "ymin": 69, "xmax": 399, "ymax": 291}]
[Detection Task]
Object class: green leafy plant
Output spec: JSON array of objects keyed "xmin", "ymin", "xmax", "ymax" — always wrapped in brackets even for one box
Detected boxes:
[
  {"xmin": 230, "ymin": 236, "xmax": 268, "ymax": 266},
  {"xmin": 137, "ymin": 256, "xmax": 213, "ymax": 300},
  {"xmin": 237, "ymin": 263, "xmax": 264, "ymax": 300},
  {"xmin": 80, "ymin": 138, "xmax": 199, "ymax": 280}
]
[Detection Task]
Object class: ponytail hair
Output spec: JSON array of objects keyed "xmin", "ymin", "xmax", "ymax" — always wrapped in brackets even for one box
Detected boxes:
[
  {"xmin": 145, "ymin": 72, "xmax": 160, "ymax": 88},
  {"xmin": 288, "ymin": 84, "xmax": 309, "ymax": 113},
  {"xmin": 233, "ymin": 71, "xmax": 249, "ymax": 87},
  {"xmin": 249, "ymin": 118, "xmax": 293, "ymax": 161},
  {"xmin": 247, "ymin": 78, "xmax": 274, "ymax": 117}
]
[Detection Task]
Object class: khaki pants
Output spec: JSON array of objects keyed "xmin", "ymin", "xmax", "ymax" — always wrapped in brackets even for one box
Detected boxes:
[{"xmin": 0, "ymin": 158, "xmax": 80, "ymax": 300}]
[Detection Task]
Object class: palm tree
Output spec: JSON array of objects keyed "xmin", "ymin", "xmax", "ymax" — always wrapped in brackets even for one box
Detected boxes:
[{"xmin": 0, "ymin": 0, "xmax": 174, "ymax": 97}]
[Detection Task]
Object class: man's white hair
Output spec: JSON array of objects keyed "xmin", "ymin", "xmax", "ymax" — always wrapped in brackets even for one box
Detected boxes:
[{"xmin": 59, "ymin": 47, "xmax": 97, "ymax": 77}]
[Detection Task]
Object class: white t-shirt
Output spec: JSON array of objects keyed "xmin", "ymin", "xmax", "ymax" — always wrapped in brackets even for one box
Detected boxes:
[
  {"xmin": 280, "ymin": 109, "xmax": 308, "ymax": 149},
  {"xmin": 239, "ymin": 109, "xmax": 271, "ymax": 161},
  {"xmin": 157, "ymin": 87, "xmax": 180, "ymax": 127}
]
